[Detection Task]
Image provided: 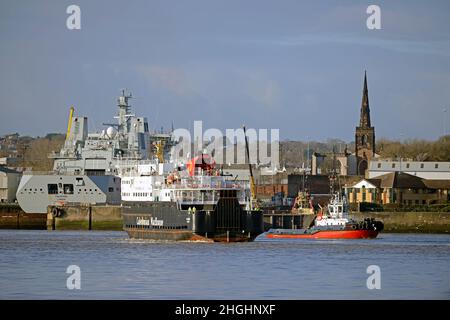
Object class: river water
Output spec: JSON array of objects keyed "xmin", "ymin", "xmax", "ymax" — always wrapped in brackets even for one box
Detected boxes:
[{"xmin": 0, "ymin": 230, "xmax": 449, "ymax": 299}]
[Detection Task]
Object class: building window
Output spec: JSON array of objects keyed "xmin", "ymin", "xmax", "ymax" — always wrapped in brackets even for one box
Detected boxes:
[
  {"xmin": 108, "ymin": 187, "xmax": 114, "ymax": 192},
  {"xmin": 392, "ymin": 163, "xmax": 396, "ymax": 168},
  {"xmin": 63, "ymin": 184, "xmax": 74, "ymax": 194},
  {"xmin": 377, "ymin": 163, "xmax": 381, "ymax": 168},
  {"xmin": 435, "ymin": 164, "xmax": 439, "ymax": 169},
  {"xmin": 47, "ymin": 184, "xmax": 58, "ymax": 195},
  {"xmin": 420, "ymin": 163, "xmax": 424, "ymax": 168},
  {"xmin": 406, "ymin": 163, "xmax": 410, "ymax": 169}
]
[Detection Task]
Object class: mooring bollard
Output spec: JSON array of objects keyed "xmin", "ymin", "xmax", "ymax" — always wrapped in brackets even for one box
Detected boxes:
[
  {"xmin": 47, "ymin": 211, "xmax": 55, "ymax": 230},
  {"xmin": 88, "ymin": 206, "xmax": 92, "ymax": 231}
]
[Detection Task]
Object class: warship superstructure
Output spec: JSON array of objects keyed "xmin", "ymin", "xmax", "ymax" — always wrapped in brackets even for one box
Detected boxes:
[{"xmin": 16, "ymin": 91, "xmax": 150, "ymax": 213}]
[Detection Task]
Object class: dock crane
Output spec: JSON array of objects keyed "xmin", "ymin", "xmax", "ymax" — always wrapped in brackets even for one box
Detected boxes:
[
  {"xmin": 65, "ymin": 106, "xmax": 75, "ymax": 141},
  {"xmin": 243, "ymin": 125, "xmax": 258, "ymax": 210}
]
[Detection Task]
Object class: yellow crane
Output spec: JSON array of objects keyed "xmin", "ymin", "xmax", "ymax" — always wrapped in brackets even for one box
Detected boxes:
[
  {"xmin": 154, "ymin": 140, "xmax": 165, "ymax": 163},
  {"xmin": 65, "ymin": 106, "xmax": 74, "ymax": 141}
]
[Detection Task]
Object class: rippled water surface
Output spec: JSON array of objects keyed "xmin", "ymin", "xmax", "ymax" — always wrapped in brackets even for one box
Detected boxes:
[{"xmin": 0, "ymin": 230, "xmax": 449, "ymax": 299}]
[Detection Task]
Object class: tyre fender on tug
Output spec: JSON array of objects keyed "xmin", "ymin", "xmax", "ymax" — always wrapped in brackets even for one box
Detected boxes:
[{"xmin": 51, "ymin": 207, "xmax": 64, "ymax": 217}]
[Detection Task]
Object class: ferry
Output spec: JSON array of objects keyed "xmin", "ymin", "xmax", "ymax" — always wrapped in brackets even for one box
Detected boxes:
[{"xmin": 121, "ymin": 154, "xmax": 264, "ymax": 242}]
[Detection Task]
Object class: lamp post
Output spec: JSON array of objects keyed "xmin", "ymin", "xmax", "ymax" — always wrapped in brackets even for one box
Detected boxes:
[
  {"xmin": 307, "ymin": 137, "xmax": 310, "ymax": 171},
  {"xmin": 443, "ymin": 108, "xmax": 447, "ymax": 137},
  {"xmin": 399, "ymin": 133, "xmax": 404, "ymax": 172}
]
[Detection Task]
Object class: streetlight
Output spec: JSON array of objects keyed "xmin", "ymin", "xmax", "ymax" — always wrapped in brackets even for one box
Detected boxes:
[
  {"xmin": 399, "ymin": 133, "xmax": 404, "ymax": 172},
  {"xmin": 443, "ymin": 108, "xmax": 447, "ymax": 137},
  {"xmin": 307, "ymin": 137, "xmax": 310, "ymax": 171}
]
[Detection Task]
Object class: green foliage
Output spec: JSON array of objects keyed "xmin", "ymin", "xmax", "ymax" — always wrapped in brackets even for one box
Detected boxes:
[
  {"xmin": 354, "ymin": 202, "xmax": 450, "ymax": 212},
  {"xmin": 15, "ymin": 134, "xmax": 65, "ymax": 171},
  {"xmin": 280, "ymin": 136, "xmax": 450, "ymax": 168},
  {"xmin": 376, "ymin": 135, "xmax": 450, "ymax": 161}
]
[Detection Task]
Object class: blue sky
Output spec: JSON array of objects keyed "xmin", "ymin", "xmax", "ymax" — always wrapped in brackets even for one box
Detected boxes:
[{"xmin": 1, "ymin": 0, "xmax": 449, "ymax": 141}]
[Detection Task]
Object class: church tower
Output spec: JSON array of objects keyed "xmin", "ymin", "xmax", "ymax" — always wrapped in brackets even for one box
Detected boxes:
[{"xmin": 355, "ymin": 71, "xmax": 375, "ymax": 175}]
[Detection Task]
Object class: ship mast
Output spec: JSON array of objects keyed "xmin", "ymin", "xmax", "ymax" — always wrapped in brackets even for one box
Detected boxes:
[{"xmin": 329, "ymin": 146, "xmax": 337, "ymax": 195}]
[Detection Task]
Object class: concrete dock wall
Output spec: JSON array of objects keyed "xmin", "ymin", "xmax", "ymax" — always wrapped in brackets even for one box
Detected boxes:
[
  {"xmin": 0, "ymin": 213, "xmax": 47, "ymax": 229},
  {"xmin": 349, "ymin": 212, "xmax": 450, "ymax": 233},
  {"xmin": 2, "ymin": 204, "xmax": 449, "ymax": 233},
  {"xmin": 0, "ymin": 205, "xmax": 47, "ymax": 229},
  {"xmin": 47, "ymin": 205, "xmax": 123, "ymax": 231}
]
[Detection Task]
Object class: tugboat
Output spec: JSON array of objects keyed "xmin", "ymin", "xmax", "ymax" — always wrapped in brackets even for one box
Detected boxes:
[
  {"xmin": 262, "ymin": 192, "xmax": 383, "ymax": 239},
  {"xmin": 261, "ymin": 150, "xmax": 384, "ymax": 240}
]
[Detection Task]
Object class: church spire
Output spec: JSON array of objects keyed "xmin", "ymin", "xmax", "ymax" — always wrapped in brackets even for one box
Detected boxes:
[{"xmin": 360, "ymin": 70, "xmax": 371, "ymax": 128}]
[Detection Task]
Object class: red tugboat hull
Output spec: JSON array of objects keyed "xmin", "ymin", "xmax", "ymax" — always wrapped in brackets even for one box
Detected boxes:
[{"xmin": 265, "ymin": 229, "xmax": 379, "ymax": 239}]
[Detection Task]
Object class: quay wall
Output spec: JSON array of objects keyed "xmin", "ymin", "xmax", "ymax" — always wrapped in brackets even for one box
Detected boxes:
[
  {"xmin": 0, "ymin": 204, "xmax": 123, "ymax": 230},
  {"xmin": 349, "ymin": 212, "xmax": 450, "ymax": 234},
  {"xmin": 2, "ymin": 204, "xmax": 449, "ymax": 233},
  {"xmin": 0, "ymin": 204, "xmax": 46, "ymax": 229},
  {"xmin": 47, "ymin": 205, "xmax": 123, "ymax": 231}
]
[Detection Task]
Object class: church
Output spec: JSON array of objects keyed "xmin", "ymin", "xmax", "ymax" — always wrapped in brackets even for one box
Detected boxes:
[
  {"xmin": 355, "ymin": 71, "xmax": 376, "ymax": 175},
  {"xmin": 312, "ymin": 71, "xmax": 378, "ymax": 176}
]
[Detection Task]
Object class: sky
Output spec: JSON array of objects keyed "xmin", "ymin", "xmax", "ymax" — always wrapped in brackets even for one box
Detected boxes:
[{"xmin": 1, "ymin": 0, "xmax": 449, "ymax": 142}]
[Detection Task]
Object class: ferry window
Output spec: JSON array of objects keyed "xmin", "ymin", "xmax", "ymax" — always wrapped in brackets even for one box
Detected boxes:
[
  {"xmin": 48, "ymin": 184, "xmax": 58, "ymax": 195},
  {"xmin": 75, "ymin": 178, "xmax": 84, "ymax": 186},
  {"xmin": 63, "ymin": 184, "xmax": 74, "ymax": 194}
]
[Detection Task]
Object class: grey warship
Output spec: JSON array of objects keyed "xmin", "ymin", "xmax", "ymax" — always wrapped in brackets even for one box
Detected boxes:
[{"xmin": 16, "ymin": 91, "xmax": 149, "ymax": 213}]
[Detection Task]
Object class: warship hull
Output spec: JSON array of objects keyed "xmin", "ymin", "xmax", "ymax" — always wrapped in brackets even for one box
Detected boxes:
[
  {"xmin": 17, "ymin": 173, "xmax": 121, "ymax": 213},
  {"xmin": 122, "ymin": 198, "xmax": 264, "ymax": 242}
]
